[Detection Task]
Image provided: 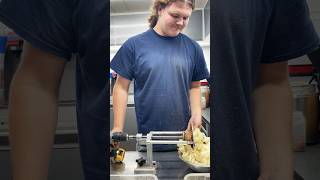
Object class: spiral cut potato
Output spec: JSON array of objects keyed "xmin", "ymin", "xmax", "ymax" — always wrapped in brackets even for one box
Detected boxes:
[{"xmin": 178, "ymin": 128, "xmax": 210, "ymax": 166}]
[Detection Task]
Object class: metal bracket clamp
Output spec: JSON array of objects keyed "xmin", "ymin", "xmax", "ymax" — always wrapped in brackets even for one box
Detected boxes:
[
  {"xmin": 134, "ymin": 132, "xmax": 156, "ymax": 174},
  {"xmin": 135, "ymin": 133, "xmax": 145, "ymax": 151},
  {"xmin": 146, "ymin": 132, "xmax": 154, "ymax": 166},
  {"xmin": 133, "ymin": 131, "xmax": 192, "ymax": 175}
]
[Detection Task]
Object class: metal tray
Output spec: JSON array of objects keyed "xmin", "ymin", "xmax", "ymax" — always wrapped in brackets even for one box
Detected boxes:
[
  {"xmin": 110, "ymin": 174, "xmax": 158, "ymax": 180},
  {"xmin": 178, "ymin": 151, "xmax": 210, "ymax": 173},
  {"xmin": 184, "ymin": 173, "xmax": 210, "ymax": 180}
]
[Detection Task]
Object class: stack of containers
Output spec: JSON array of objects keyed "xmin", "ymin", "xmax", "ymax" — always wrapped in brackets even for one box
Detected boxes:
[{"xmin": 200, "ymin": 80, "xmax": 209, "ymax": 109}]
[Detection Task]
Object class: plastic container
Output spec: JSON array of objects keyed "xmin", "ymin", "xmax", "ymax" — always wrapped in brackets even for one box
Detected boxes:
[
  {"xmin": 292, "ymin": 83, "xmax": 319, "ymax": 145},
  {"xmin": 110, "ymin": 174, "xmax": 158, "ymax": 180},
  {"xmin": 200, "ymin": 86, "xmax": 209, "ymax": 109}
]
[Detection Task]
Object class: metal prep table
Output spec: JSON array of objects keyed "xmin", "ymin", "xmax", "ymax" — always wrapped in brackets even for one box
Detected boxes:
[{"xmin": 110, "ymin": 151, "xmax": 197, "ymax": 180}]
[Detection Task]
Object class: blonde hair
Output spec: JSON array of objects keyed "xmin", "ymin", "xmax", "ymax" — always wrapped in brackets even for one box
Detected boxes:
[{"xmin": 148, "ymin": 0, "xmax": 195, "ymax": 28}]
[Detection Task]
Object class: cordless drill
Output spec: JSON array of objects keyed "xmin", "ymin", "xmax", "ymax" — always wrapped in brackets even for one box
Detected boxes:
[{"xmin": 110, "ymin": 132, "xmax": 128, "ymax": 163}]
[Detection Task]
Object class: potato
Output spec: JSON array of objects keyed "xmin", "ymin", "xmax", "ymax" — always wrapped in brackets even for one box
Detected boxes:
[{"xmin": 178, "ymin": 128, "xmax": 210, "ymax": 166}]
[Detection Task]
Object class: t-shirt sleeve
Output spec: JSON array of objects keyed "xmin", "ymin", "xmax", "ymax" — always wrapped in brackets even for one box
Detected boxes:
[
  {"xmin": 261, "ymin": 0, "xmax": 320, "ymax": 63},
  {"xmin": 192, "ymin": 43, "xmax": 210, "ymax": 81},
  {"xmin": 0, "ymin": 0, "xmax": 75, "ymax": 60},
  {"xmin": 110, "ymin": 39, "xmax": 135, "ymax": 81}
]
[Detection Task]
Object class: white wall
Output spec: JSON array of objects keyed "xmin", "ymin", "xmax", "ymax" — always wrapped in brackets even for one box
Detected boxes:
[
  {"xmin": 201, "ymin": 42, "xmax": 210, "ymax": 72},
  {"xmin": 289, "ymin": 0, "xmax": 320, "ymax": 65},
  {"xmin": 110, "ymin": 10, "xmax": 204, "ymax": 45},
  {"xmin": 308, "ymin": 0, "xmax": 320, "ymax": 33},
  {"xmin": 0, "ymin": 22, "xmax": 10, "ymax": 35}
]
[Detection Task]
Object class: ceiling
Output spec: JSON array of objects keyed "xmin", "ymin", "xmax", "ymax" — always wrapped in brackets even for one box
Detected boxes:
[{"xmin": 110, "ymin": 0, "xmax": 209, "ymax": 14}]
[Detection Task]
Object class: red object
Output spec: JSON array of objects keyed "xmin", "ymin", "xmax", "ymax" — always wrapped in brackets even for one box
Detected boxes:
[
  {"xmin": 6, "ymin": 32, "xmax": 22, "ymax": 47},
  {"xmin": 200, "ymin": 81, "xmax": 208, "ymax": 86},
  {"xmin": 288, "ymin": 65, "xmax": 315, "ymax": 76}
]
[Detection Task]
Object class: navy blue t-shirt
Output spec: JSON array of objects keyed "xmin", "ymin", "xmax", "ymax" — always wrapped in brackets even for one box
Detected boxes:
[
  {"xmin": 111, "ymin": 29, "xmax": 209, "ymax": 134},
  {"xmin": 212, "ymin": 0, "xmax": 319, "ymax": 179},
  {"xmin": 0, "ymin": 1, "xmax": 108, "ymax": 179}
]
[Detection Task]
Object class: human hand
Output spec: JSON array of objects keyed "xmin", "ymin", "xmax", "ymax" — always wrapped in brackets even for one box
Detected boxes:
[
  {"xmin": 187, "ymin": 114, "xmax": 202, "ymax": 131},
  {"xmin": 110, "ymin": 129, "xmax": 122, "ymax": 149},
  {"xmin": 111, "ymin": 127, "xmax": 123, "ymax": 133}
]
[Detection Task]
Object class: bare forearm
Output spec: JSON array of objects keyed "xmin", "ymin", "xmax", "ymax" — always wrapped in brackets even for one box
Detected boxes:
[
  {"xmin": 112, "ymin": 84, "xmax": 128, "ymax": 132},
  {"xmin": 187, "ymin": 82, "xmax": 202, "ymax": 129},
  {"xmin": 8, "ymin": 42, "xmax": 65, "ymax": 180},
  {"xmin": 9, "ymin": 73, "xmax": 59, "ymax": 180},
  {"xmin": 189, "ymin": 85, "xmax": 201, "ymax": 116},
  {"xmin": 252, "ymin": 81, "xmax": 293, "ymax": 180}
]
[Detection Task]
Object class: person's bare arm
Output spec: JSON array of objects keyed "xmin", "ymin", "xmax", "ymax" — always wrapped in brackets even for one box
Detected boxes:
[
  {"xmin": 9, "ymin": 41, "xmax": 66, "ymax": 180},
  {"xmin": 111, "ymin": 74, "xmax": 131, "ymax": 132},
  {"xmin": 188, "ymin": 81, "xmax": 202, "ymax": 129},
  {"xmin": 252, "ymin": 62, "xmax": 293, "ymax": 180}
]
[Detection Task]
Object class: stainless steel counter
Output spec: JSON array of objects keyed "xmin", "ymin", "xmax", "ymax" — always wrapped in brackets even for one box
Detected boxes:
[{"xmin": 110, "ymin": 151, "xmax": 195, "ymax": 180}]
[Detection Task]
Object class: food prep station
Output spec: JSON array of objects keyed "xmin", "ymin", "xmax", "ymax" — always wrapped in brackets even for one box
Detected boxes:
[
  {"xmin": 111, "ymin": 151, "xmax": 196, "ymax": 179},
  {"xmin": 110, "ymin": 132, "xmax": 210, "ymax": 180},
  {"xmin": 110, "ymin": 96, "xmax": 211, "ymax": 179},
  {"xmin": 110, "ymin": 0, "xmax": 211, "ymax": 177}
]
